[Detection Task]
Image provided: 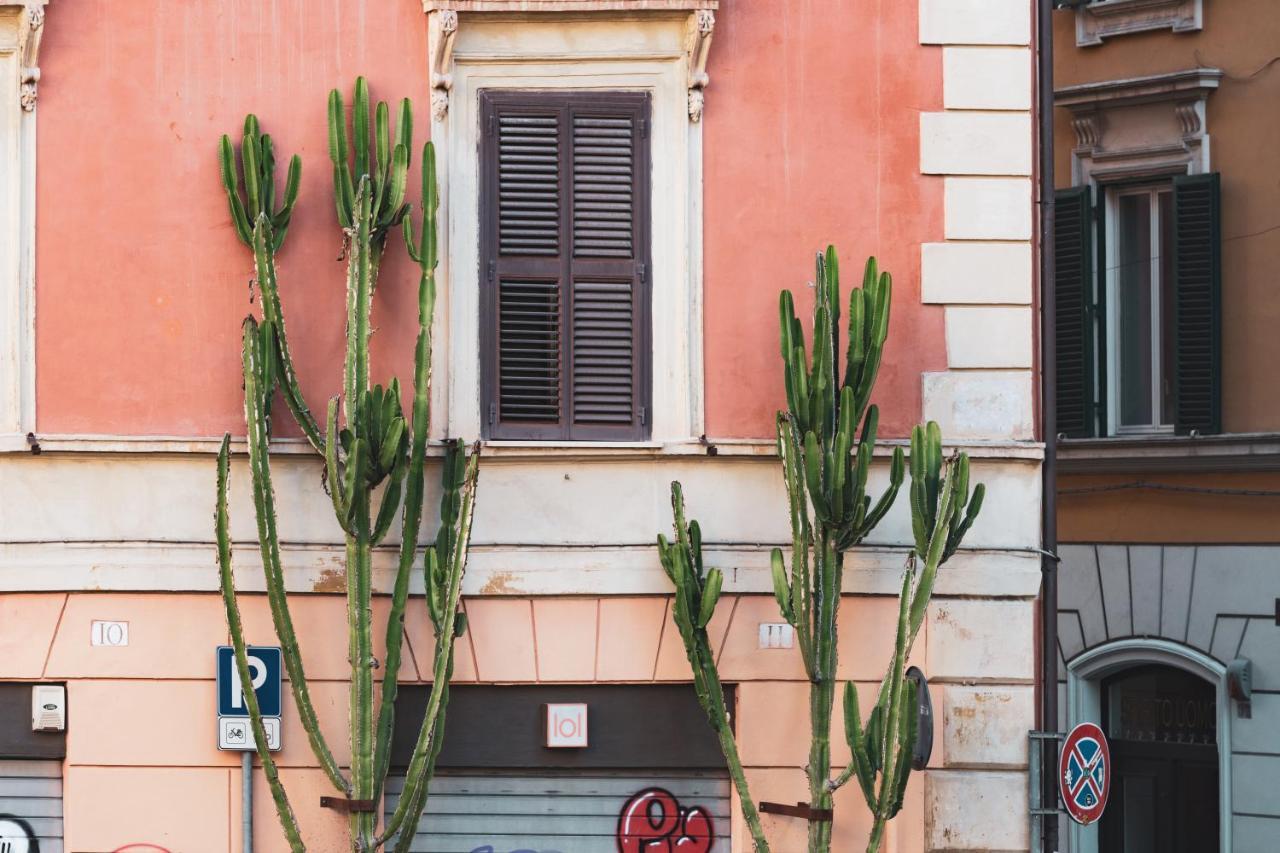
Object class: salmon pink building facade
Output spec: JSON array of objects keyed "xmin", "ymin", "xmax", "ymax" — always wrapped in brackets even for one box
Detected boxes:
[{"xmin": 0, "ymin": 2, "xmax": 1043, "ymax": 851}]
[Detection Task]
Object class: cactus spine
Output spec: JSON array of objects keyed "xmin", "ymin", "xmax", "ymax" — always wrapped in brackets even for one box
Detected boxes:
[
  {"xmin": 660, "ymin": 247, "xmax": 984, "ymax": 853},
  {"xmin": 215, "ymin": 78, "xmax": 479, "ymax": 852}
]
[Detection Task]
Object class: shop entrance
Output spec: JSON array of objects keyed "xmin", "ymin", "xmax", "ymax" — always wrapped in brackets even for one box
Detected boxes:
[
  {"xmin": 389, "ymin": 684, "xmax": 732, "ymax": 853},
  {"xmin": 1098, "ymin": 664, "xmax": 1219, "ymax": 853}
]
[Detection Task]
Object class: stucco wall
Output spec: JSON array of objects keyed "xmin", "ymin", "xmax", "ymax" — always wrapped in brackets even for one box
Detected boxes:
[
  {"xmin": 1053, "ymin": 1, "xmax": 1280, "ymax": 434},
  {"xmin": 32, "ymin": 0, "xmax": 950, "ymax": 441},
  {"xmin": 0, "ymin": 591, "xmax": 1035, "ymax": 852},
  {"xmin": 1059, "ymin": 470, "xmax": 1280, "ymax": 544}
]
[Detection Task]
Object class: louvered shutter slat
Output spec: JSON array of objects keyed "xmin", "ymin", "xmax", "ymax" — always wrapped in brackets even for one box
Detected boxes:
[
  {"xmin": 498, "ymin": 115, "xmax": 560, "ymax": 256},
  {"xmin": 573, "ymin": 279, "xmax": 635, "ymax": 425},
  {"xmin": 1172, "ymin": 172, "xmax": 1222, "ymax": 435},
  {"xmin": 1055, "ymin": 186, "xmax": 1099, "ymax": 438},
  {"xmin": 573, "ymin": 114, "xmax": 635, "ymax": 259},
  {"xmin": 499, "ymin": 279, "xmax": 561, "ymax": 422}
]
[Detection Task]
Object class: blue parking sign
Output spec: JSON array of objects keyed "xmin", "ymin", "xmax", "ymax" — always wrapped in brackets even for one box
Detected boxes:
[{"xmin": 217, "ymin": 646, "xmax": 282, "ymax": 718}]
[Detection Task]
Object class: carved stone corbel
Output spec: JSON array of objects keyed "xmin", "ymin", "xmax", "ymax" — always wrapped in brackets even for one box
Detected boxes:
[
  {"xmin": 430, "ymin": 9, "xmax": 459, "ymax": 121},
  {"xmin": 1174, "ymin": 99, "xmax": 1202, "ymax": 139},
  {"xmin": 686, "ymin": 10, "xmax": 714, "ymax": 122},
  {"xmin": 18, "ymin": 3, "xmax": 44, "ymax": 112},
  {"xmin": 1071, "ymin": 110, "xmax": 1104, "ymax": 151}
]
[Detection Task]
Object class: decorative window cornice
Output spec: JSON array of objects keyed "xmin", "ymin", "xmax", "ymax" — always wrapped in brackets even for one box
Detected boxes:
[
  {"xmin": 1055, "ymin": 68, "xmax": 1221, "ymax": 184},
  {"xmin": 1075, "ymin": 0, "xmax": 1202, "ymax": 48},
  {"xmin": 422, "ymin": 0, "xmax": 716, "ymax": 122},
  {"xmin": 1055, "ymin": 67, "xmax": 1222, "ymax": 111}
]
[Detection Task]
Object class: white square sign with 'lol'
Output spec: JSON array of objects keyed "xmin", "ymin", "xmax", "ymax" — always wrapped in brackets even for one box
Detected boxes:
[{"xmin": 545, "ymin": 703, "xmax": 588, "ymax": 748}]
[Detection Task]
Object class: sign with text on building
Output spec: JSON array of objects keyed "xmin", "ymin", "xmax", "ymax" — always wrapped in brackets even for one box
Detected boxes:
[
  {"xmin": 216, "ymin": 645, "xmax": 282, "ymax": 751},
  {"xmin": 1060, "ymin": 722, "xmax": 1111, "ymax": 825},
  {"xmin": 544, "ymin": 703, "xmax": 588, "ymax": 748}
]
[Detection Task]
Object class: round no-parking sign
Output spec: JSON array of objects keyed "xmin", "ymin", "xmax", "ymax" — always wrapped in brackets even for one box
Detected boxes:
[{"xmin": 1060, "ymin": 722, "xmax": 1111, "ymax": 825}]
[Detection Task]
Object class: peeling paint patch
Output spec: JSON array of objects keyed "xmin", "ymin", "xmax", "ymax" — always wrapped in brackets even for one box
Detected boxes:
[
  {"xmin": 312, "ymin": 567, "xmax": 346, "ymax": 593},
  {"xmin": 479, "ymin": 572, "xmax": 522, "ymax": 595}
]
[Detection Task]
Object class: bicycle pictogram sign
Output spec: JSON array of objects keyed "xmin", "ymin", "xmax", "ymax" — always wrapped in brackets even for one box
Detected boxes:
[{"xmin": 1059, "ymin": 722, "xmax": 1111, "ymax": 825}]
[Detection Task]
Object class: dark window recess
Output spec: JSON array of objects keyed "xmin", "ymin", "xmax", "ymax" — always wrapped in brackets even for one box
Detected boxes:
[
  {"xmin": 390, "ymin": 684, "xmax": 730, "ymax": 770},
  {"xmin": 480, "ymin": 91, "xmax": 652, "ymax": 441},
  {"xmin": 1172, "ymin": 173, "xmax": 1222, "ymax": 436},
  {"xmin": 1054, "ymin": 174, "xmax": 1222, "ymax": 439}
]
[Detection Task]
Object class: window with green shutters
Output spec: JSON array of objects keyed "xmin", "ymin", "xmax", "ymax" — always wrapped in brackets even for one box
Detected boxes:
[
  {"xmin": 1054, "ymin": 173, "xmax": 1222, "ymax": 437},
  {"xmin": 479, "ymin": 91, "xmax": 652, "ymax": 441}
]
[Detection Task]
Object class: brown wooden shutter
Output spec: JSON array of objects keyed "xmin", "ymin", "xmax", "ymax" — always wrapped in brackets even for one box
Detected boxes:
[
  {"xmin": 1172, "ymin": 172, "xmax": 1222, "ymax": 436},
  {"xmin": 1055, "ymin": 186, "xmax": 1101, "ymax": 438},
  {"xmin": 481, "ymin": 92, "xmax": 651, "ymax": 441}
]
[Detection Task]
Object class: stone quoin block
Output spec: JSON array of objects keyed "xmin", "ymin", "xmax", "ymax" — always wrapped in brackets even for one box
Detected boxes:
[
  {"xmin": 921, "ymin": 370, "xmax": 1035, "ymax": 440},
  {"xmin": 920, "ymin": 0, "xmax": 1032, "ymax": 46},
  {"xmin": 925, "ymin": 770, "xmax": 1029, "ymax": 849},
  {"xmin": 943, "ymin": 46, "xmax": 1032, "ymax": 110},
  {"xmin": 945, "ymin": 306, "xmax": 1034, "ymax": 368},
  {"xmin": 943, "ymin": 684, "xmax": 1034, "ymax": 768},
  {"xmin": 920, "ymin": 112, "xmax": 1033, "ymax": 176},
  {"xmin": 944, "ymin": 177, "xmax": 1034, "ymax": 240},
  {"xmin": 921, "ymin": 241, "xmax": 1033, "ymax": 305},
  {"xmin": 927, "ymin": 598, "xmax": 1035, "ymax": 681}
]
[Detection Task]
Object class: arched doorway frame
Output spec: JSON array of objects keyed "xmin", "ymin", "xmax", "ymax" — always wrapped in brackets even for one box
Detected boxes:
[{"xmin": 1066, "ymin": 638, "xmax": 1231, "ymax": 853}]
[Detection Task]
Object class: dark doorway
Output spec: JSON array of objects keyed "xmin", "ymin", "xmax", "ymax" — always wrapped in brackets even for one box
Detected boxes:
[{"xmin": 1099, "ymin": 664, "xmax": 1219, "ymax": 852}]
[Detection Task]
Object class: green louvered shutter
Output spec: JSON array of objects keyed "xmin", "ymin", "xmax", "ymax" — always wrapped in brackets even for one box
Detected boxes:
[
  {"xmin": 1172, "ymin": 172, "xmax": 1222, "ymax": 435},
  {"xmin": 1055, "ymin": 186, "xmax": 1100, "ymax": 438}
]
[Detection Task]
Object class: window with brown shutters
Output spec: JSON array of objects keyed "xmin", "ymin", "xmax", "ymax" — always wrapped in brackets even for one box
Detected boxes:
[{"xmin": 479, "ymin": 91, "xmax": 651, "ymax": 441}]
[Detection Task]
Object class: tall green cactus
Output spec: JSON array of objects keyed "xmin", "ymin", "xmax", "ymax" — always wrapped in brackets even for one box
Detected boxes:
[
  {"xmin": 214, "ymin": 78, "xmax": 480, "ymax": 852},
  {"xmin": 660, "ymin": 248, "xmax": 984, "ymax": 853}
]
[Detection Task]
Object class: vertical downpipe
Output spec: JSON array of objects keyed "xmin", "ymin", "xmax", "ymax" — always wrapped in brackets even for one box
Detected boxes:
[{"xmin": 1036, "ymin": 1, "xmax": 1060, "ymax": 852}]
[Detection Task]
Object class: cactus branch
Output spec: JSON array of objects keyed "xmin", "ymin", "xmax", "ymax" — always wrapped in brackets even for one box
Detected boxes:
[
  {"xmin": 242, "ymin": 317, "xmax": 351, "ymax": 795},
  {"xmin": 373, "ymin": 142, "xmax": 441, "ymax": 801},
  {"xmin": 379, "ymin": 444, "xmax": 480, "ymax": 847},
  {"xmin": 215, "ymin": 435, "xmax": 306, "ymax": 853},
  {"xmin": 658, "ymin": 483, "xmax": 770, "ymax": 853}
]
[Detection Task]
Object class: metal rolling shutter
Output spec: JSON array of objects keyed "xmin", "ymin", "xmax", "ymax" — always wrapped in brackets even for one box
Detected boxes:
[
  {"xmin": 386, "ymin": 771, "xmax": 730, "ymax": 853},
  {"xmin": 0, "ymin": 760, "xmax": 63, "ymax": 853}
]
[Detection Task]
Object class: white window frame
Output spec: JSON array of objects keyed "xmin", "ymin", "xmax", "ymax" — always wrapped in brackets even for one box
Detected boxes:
[
  {"xmin": 1066, "ymin": 638, "xmax": 1232, "ymax": 853},
  {"xmin": 0, "ymin": 2, "xmax": 44, "ymax": 451},
  {"xmin": 426, "ymin": 7, "xmax": 713, "ymax": 447},
  {"xmin": 1104, "ymin": 183, "xmax": 1175, "ymax": 437}
]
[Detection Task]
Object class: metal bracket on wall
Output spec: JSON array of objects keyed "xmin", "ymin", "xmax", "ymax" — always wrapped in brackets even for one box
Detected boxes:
[
  {"xmin": 758, "ymin": 801, "xmax": 833, "ymax": 822},
  {"xmin": 1028, "ymin": 730, "xmax": 1065, "ymax": 848},
  {"xmin": 319, "ymin": 796, "xmax": 378, "ymax": 814}
]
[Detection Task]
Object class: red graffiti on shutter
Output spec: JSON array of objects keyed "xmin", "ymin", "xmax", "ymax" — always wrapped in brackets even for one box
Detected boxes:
[{"xmin": 616, "ymin": 787, "xmax": 715, "ymax": 852}]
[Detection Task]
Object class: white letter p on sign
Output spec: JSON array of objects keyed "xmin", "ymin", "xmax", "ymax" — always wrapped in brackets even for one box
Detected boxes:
[{"xmin": 230, "ymin": 655, "xmax": 268, "ymax": 710}]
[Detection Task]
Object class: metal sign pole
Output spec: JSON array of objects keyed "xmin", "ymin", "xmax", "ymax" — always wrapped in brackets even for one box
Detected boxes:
[
  {"xmin": 242, "ymin": 750, "xmax": 253, "ymax": 853},
  {"xmin": 1028, "ymin": 730, "xmax": 1064, "ymax": 851}
]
